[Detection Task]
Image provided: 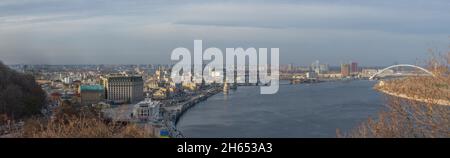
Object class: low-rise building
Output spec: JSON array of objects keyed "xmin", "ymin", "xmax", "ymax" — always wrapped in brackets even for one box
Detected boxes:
[
  {"xmin": 361, "ymin": 69, "xmax": 378, "ymax": 78},
  {"xmin": 132, "ymin": 98, "xmax": 161, "ymax": 122},
  {"xmin": 79, "ymin": 85, "xmax": 104, "ymax": 106}
]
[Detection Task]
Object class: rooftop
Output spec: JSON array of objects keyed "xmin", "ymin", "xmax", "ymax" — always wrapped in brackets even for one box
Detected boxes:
[{"xmin": 80, "ymin": 85, "xmax": 104, "ymax": 92}]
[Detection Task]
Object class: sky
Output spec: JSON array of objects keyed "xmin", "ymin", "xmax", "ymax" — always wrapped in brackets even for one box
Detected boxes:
[{"xmin": 0, "ymin": 0, "xmax": 449, "ymax": 66}]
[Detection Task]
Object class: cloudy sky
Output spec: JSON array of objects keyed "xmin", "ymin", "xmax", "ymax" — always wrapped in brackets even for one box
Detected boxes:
[{"xmin": 0, "ymin": 0, "xmax": 449, "ymax": 66}]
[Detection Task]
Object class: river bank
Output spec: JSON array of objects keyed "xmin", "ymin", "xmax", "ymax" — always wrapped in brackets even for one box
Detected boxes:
[
  {"xmin": 174, "ymin": 87, "xmax": 222, "ymax": 125},
  {"xmin": 376, "ymin": 88, "xmax": 450, "ymax": 106},
  {"xmin": 161, "ymin": 86, "xmax": 223, "ymax": 138}
]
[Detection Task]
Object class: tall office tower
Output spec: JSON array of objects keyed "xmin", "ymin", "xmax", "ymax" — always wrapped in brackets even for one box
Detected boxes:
[
  {"xmin": 311, "ymin": 60, "xmax": 320, "ymax": 74},
  {"xmin": 319, "ymin": 64, "xmax": 329, "ymax": 74},
  {"xmin": 288, "ymin": 63, "xmax": 294, "ymax": 72},
  {"xmin": 341, "ymin": 64, "xmax": 351, "ymax": 77},
  {"xmin": 351, "ymin": 62, "xmax": 358, "ymax": 73},
  {"xmin": 103, "ymin": 74, "xmax": 144, "ymax": 103}
]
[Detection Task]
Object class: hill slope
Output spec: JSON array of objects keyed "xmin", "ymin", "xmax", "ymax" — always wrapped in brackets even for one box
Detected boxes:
[{"xmin": 0, "ymin": 61, "xmax": 46, "ymax": 121}]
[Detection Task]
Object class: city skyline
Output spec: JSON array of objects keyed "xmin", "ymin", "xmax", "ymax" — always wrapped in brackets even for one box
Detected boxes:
[{"xmin": 0, "ymin": 0, "xmax": 449, "ymax": 66}]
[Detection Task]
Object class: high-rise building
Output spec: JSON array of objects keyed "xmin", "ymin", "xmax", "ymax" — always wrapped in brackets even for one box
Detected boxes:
[
  {"xmin": 103, "ymin": 75, "xmax": 144, "ymax": 103},
  {"xmin": 287, "ymin": 63, "xmax": 294, "ymax": 72},
  {"xmin": 351, "ymin": 62, "xmax": 358, "ymax": 73},
  {"xmin": 319, "ymin": 64, "xmax": 329, "ymax": 74},
  {"xmin": 341, "ymin": 64, "xmax": 350, "ymax": 77},
  {"xmin": 311, "ymin": 60, "xmax": 319, "ymax": 74},
  {"xmin": 63, "ymin": 77, "xmax": 73, "ymax": 84}
]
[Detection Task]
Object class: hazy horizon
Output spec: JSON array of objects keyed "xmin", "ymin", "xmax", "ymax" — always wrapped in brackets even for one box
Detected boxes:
[{"xmin": 0, "ymin": 0, "xmax": 449, "ymax": 65}]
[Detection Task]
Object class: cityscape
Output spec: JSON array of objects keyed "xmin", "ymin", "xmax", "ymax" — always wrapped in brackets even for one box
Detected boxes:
[
  {"xmin": 0, "ymin": 0, "xmax": 449, "ymax": 141},
  {"xmin": 1, "ymin": 59, "xmax": 446, "ymax": 138}
]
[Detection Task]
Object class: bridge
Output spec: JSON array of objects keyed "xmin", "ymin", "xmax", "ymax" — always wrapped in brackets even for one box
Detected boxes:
[{"xmin": 369, "ymin": 64, "xmax": 434, "ymax": 80}]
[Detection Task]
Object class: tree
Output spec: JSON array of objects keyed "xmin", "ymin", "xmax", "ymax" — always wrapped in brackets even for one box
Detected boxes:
[{"xmin": 0, "ymin": 61, "xmax": 46, "ymax": 121}]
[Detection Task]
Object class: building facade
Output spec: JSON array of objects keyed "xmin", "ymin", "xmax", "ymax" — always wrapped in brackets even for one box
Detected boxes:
[
  {"xmin": 132, "ymin": 98, "xmax": 160, "ymax": 122},
  {"xmin": 103, "ymin": 75, "xmax": 144, "ymax": 103},
  {"xmin": 351, "ymin": 62, "xmax": 358, "ymax": 73},
  {"xmin": 341, "ymin": 64, "xmax": 351, "ymax": 77},
  {"xmin": 79, "ymin": 85, "xmax": 104, "ymax": 106}
]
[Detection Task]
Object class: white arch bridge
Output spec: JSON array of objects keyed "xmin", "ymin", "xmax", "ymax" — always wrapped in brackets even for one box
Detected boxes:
[{"xmin": 369, "ymin": 64, "xmax": 434, "ymax": 80}]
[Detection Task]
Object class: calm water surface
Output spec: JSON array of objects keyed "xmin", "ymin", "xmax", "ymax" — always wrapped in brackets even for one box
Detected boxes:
[{"xmin": 177, "ymin": 80, "xmax": 385, "ymax": 138}]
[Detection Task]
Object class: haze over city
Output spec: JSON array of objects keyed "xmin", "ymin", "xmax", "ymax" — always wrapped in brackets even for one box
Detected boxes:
[{"xmin": 0, "ymin": 0, "xmax": 449, "ymax": 65}]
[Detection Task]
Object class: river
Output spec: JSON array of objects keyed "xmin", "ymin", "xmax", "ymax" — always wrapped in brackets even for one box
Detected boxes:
[{"xmin": 176, "ymin": 80, "xmax": 385, "ymax": 138}]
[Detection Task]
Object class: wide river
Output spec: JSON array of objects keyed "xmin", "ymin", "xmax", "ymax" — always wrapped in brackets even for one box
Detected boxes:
[{"xmin": 176, "ymin": 80, "xmax": 385, "ymax": 138}]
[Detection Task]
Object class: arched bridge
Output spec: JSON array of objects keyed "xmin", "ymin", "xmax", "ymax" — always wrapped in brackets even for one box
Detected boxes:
[{"xmin": 369, "ymin": 64, "xmax": 434, "ymax": 80}]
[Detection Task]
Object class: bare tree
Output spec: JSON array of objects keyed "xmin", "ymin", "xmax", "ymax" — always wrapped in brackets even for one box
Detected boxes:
[{"xmin": 342, "ymin": 53, "xmax": 450, "ymax": 138}]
